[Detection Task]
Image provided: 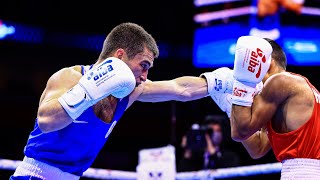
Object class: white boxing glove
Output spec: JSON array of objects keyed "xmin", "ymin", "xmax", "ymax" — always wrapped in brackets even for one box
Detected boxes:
[
  {"xmin": 201, "ymin": 67, "xmax": 234, "ymax": 95},
  {"xmin": 232, "ymin": 36, "xmax": 272, "ymax": 106},
  {"xmin": 211, "ymin": 93, "xmax": 232, "ymax": 118},
  {"xmin": 211, "ymin": 81, "xmax": 264, "ymax": 118},
  {"xmin": 58, "ymin": 57, "xmax": 136, "ymax": 120}
]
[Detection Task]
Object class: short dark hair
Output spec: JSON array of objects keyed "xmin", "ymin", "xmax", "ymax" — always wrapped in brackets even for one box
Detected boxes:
[
  {"xmin": 99, "ymin": 22, "xmax": 159, "ymax": 60},
  {"xmin": 263, "ymin": 38, "xmax": 287, "ymax": 70}
]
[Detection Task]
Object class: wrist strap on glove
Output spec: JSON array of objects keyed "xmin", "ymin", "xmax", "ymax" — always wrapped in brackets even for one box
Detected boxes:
[
  {"xmin": 200, "ymin": 67, "xmax": 233, "ymax": 96},
  {"xmin": 58, "ymin": 84, "xmax": 92, "ymax": 120},
  {"xmin": 231, "ymin": 80, "xmax": 257, "ymax": 106}
]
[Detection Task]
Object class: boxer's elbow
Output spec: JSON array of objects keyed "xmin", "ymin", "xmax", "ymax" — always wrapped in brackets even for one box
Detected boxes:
[
  {"xmin": 231, "ymin": 115, "xmax": 253, "ymax": 141},
  {"xmin": 37, "ymin": 115, "xmax": 71, "ymax": 133},
  {"xmin": 37, "ymin": 111, "xmax": 73, "ymax": 133},
  {"xmin": 231, "ymin": 132, "xmax": 248, "ymax": 142},
  {"xmin": 231, "ymin": 127, "xmax": 251, "ymax": 142},
  {"xmin": 37, "ymin": 113, "xmax": 63, "ymax": 133},
  {"xmin": 37, "ymin": 116, "xmax": 55, "ymax": 133},
  {"xmin": 248, "ymin": 151, "xmax": 265, "ymax": 159},
  {"xmin": 37, "ymin": 104, "xmax": 57, "ymax": 133},
  {"xmin": 246, "ymin": 144, "xmax": 270, "ymax": 159}
]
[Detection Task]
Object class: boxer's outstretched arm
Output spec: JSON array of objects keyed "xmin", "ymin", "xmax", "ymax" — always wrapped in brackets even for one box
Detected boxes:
[
  {"xmin": 135, "ymin": 76, "xmax": 208, "ymax": 102},
  {"xmin": 37, "ymin": 67, "xmax": 82, "ymax": 133}
]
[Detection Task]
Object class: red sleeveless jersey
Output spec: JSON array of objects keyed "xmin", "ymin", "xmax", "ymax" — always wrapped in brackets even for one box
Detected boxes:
[{"xmin": 267, "ymin": 74, "xmax": 320, "ymax": 162}]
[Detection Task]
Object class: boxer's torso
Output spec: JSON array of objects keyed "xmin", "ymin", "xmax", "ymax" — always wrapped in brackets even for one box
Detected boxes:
[
  {"xmin": 267, "ymin": 73, "xmax": 320, "ymax": 162},
  {"xmin": 271, "ymin": 72, "xmax": 315, "ymax": 133},
  {"xmin": 23, "ymin": 65, "xmax": 129, "ymax": 176}
]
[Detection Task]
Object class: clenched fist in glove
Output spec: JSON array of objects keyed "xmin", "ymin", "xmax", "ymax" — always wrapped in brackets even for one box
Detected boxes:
[
  {"xmin": 201, "ymin": 67, "xmax": 234, "ymax": 95},
  {"xmin": 202, "ymin": 67, "xmax": 264, "ymax": 118},
  {"xmin": 232, "ymin": 36, "xmax": 272, "ymax": 106},
  {"xmin": 58, "ymin": 57, "xmax": 136, "ymax": 120},
  {"xmin": 201, "ymin": 67, "xmax": 234, "ymax": 116}
]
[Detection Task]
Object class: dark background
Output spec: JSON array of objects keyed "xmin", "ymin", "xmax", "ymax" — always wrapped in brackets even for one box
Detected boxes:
[{"xmin": 0, "ymin": 0, "xmax": 319, "ymax": 179}]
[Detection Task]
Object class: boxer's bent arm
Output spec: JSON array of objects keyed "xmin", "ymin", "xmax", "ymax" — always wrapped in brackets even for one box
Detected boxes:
[
  {"xmin": 37, "ymin": 67, "xmax": 81, "ymax": 133},
  {"xmin": 241, "ymin": 128, "xmax": 271, "ymax": 159},
  {"xmin": 136, "ymin": 76, "xmax": 208, "ymax": 102},
  {"xmin": 231, "ymin": 74, "xmax": 288, "ymax": 141}
]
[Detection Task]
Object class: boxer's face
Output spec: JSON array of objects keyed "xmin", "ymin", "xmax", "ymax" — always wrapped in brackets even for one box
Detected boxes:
[
  {"xmin": 262, "ymin": 58, "xmax": 275, "ymax": 83},
  {"xmin": 126, "ymin": 47, "xmax": 154, "ymax": 86}
]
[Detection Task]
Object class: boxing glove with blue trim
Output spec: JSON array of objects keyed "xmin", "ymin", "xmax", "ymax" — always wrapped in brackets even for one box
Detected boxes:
[{"xmin": 58, "ymin": 57, "xmax": 136, "ymax": 120}]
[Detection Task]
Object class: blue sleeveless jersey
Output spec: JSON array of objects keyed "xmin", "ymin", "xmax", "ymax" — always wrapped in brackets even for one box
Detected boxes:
[{"xmin": 23, "ymin": 65, "xmax": 129, "ymax": 176}]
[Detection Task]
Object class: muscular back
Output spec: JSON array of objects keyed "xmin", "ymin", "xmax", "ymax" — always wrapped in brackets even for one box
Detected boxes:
[{"xmin": 266, "ymin": 72, "xmax": 315, "ymax": 133}]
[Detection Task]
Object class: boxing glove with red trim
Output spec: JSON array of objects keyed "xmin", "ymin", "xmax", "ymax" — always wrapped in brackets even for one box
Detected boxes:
[
  {"xmin": 232, "ymin": 36, "xmax": 272, "ymax": 106},
  {"xmin": 211, "ymin": 81, "xmax": 263, "ymax": 118}
]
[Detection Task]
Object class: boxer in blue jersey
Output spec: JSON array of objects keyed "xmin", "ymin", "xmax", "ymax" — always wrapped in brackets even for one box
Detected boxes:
[{"xmin": 10, "ymin": 22, "xmax": 231, "ymax": 179}]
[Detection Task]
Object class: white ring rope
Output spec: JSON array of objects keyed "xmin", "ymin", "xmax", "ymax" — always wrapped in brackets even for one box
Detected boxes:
[
  {"xmin": 176, "ymin": 162, "xmax": 282, "ymax": 179},
  {"xmin": 0, "ymin": 158, "xmax": 281, "ymax": 179},
  {"xmin": 0, "ymin": 159, "xmax": 136, "ymax": 180}
]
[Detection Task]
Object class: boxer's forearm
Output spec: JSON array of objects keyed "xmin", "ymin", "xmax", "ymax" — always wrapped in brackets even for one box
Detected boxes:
[
  {"xmin": 241, "ymin": 129, "xmax": 271, "ymax": 159},
  {"xmin": 231, "ymin": 105, "xmax": 254, "ymax": 141},
  {"xmin": 172, "ymin": 76, "xmax": 208, "ymax": 101},
  {"xmin": 137, "ymin": 76, "xmax": 208, "ymax": 102}
]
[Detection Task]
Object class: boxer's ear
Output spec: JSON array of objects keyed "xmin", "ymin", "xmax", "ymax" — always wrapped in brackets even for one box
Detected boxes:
[{"xmin": 115, "ymin": 48, "xmax": 126, "ymax": 60}]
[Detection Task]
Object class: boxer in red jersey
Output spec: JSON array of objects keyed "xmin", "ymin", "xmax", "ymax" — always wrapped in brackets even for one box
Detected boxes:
[
  {"xmin": 209, "ymin": 36, "xmax": 320, "ymax": 180},
  {"xmin": 229, "ymin": 37, "xmax": 320, "ymax": 179},
  {"xmin": 209, "ymin": 36, "xmax": 320, "ymax": 178}
]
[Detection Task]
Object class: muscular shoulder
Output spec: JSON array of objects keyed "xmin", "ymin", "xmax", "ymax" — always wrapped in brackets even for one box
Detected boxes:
[
  {"xmin": 47, "ymin": 65, "xmax": 82, "ymax": 90},
  {"xmin": 265, "ymin": 72, "xmax": 289, "ymax": 85},
  {"xmin": 39, "ymin": 65, "xmax": 83, "ymax": 103},
  {"xmin": 263, "ymin": 72, "xmax": 308, "ymax": 102},
  {"xmin": 266, "ymin": 72, "xmax": 307, "ymax": 90},
  {"xmin": 55, "ymin": 65, "xmax": 81, "ymax": 77}
]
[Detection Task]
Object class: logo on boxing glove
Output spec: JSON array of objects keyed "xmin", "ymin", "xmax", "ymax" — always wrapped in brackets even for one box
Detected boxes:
[
  {"xmin": 233, "ymin": 87, "xmax": 248, "ymax": 97},
  {"xmin": 214, "ymin": 78, "xmax": 223, "ymax": 92},
  {"xmin": 248, "ymin": 48, "xmax": 267, "ymax": 79},
  {"xmin": 86, "ymin": 60, "xmax": 114, "ymax": 83}
]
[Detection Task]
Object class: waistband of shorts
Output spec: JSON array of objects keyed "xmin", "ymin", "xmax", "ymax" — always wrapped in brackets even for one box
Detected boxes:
[
  {"xmin": 281, "ymin": 158, "xmax": 320, "ymax": 179},
  {"xmin": 282, "ymin": 158, "xmax": 320, "ymax": 166},
  {"xmin": 13, "ymin": 156, "xmax": 80, "ymax": 180}
]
